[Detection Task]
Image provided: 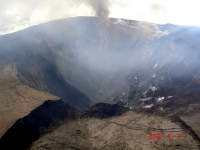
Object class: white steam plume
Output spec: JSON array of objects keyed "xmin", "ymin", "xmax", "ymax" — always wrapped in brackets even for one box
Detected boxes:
[{"xmin": 86, "ymin": 0, "xmax": 110, "ymax": 52}]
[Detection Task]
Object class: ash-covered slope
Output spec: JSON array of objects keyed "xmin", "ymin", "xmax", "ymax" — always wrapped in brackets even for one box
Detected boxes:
[
  {"xmin": 1, "ymin": 100, "xmax": 200, "ymax": 150},
  {"xmin": 0, "ymin": 16, "xmax": 200, "ymax": 110},
  {"xmin": 0, "ymin": 62, "xmax": 60, "ymax": 138},
  {"xmin": 29, "ymin": 113, "xmax": 200, "ymax": 150},
  {"xmin": 123, "ymin": 25, "xmax": 200, "ymax": 110},
  {"xmin": 0, "ymin": 22, "xmax": 91, "ymax": 109},
  {"xmin": 16, "ymin": 49, "xmax": 90, "ymax": 109},
  {"xmin": 1, "ymin": 16, "xmax": 200, "ymax": 150},
  {"xmin": 0, "ymin": 100, "xmax": 77, "ymax": 150},
  {"xmin": 0, "ymin": 100, "xmax": 129, "ymax": 150}
]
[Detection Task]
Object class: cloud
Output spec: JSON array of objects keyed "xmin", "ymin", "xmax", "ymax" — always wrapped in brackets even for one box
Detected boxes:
[
  {"xmin": 0, "ymin": 0, "xmax": 37, "ymax": 34},
  {"xmin": 0, "ymin": 0, "xmax": 93, "ymax": 35},
  {"xmin": 1, "ymin": 0, "xmax": 200, "ymax": 35},
  {"xmin": 109, "ymin": 0, "xmax": 200, "ymax": 25}
]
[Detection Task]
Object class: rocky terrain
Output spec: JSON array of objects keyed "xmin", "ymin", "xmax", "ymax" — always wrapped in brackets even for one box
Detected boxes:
[
  {"xmin": 1, "ymin": 17, "xmax": 200, "ymax": 109},
  {"xmin": 0, "ymin": 17, "xmax": 200, "ymax": 149},
  {"xmin": 0, "ymin": 62, "xmax": 59, "ymax": 137},
  {"xmin": 0, "ymin": 100, "xmax": 77, "ymax": 149},
  {"xmin": 29, "ymin": 111, "xmax": 200, "ymax": 150},
  {"xmin": 1, "ymin": 101, "xmax": 200, "ymax": 150}
]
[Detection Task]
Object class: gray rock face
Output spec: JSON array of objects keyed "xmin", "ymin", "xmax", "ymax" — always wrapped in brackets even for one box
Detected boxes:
[
  {"xmin": 1, "ymin": 17, "xmax": 200, "ymax": 110},
  {"xmin": 1, "ymin": 17, "xmax": 200, "ymax": 149}
]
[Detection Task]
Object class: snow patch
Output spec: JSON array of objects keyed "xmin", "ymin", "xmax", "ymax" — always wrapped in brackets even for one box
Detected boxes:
[
  {"xmin": 140, "ymin": 97, "xmax": 152, "ymax": 101},
  {"xmin": 150, "ymin": 85, "xmax": 157, "ymax": 92},
  {"xmin": 151, "ymin": 24, "xmax": 169, "ymax": 38},
  {"xmin": 153, "ymin": 63, "xmax": 158, "ymax": 69},
  {"xmin": 167, "ymin": 96, "xmax": 173, "ymax": 98},
  {"xmin": 143, "ymin": 90, "xmax": 148, "ymax": 97},
  {"xmin": 157, "ymin": 97, "xmax": 165, "ymax": 102},
  {"xmin": 143, "ymin": 104, "xmax": 154, "ymax": 108},
  {"xmin": 113, "ymin": 19, "xmax": 137, "ymax": 29},
  {"xmin": 143, "ymin": 85, "xmax": 157, "ymax": 97},
  {"xmin": 113, "ymin": 20, "xmax": 168, "ymax": 38},
  {"xmin": 113, "ymin": 19, "xmax": 126, "ymax": 25},
  {"xmin": 152, "ymin": 73, "xmax": 156, "ymax": 78}
]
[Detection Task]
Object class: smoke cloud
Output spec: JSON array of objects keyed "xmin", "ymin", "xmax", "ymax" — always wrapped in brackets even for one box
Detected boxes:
[
  {"xmin": 137, "ymin": 22, "xmax": 169, "ymax": 39},
  {"xmin": 87, "ymin": 0, "xmax": 110, "ymax": 24},
  {"xmin": 1, "ymin": 0, "xmax": 200, "ymax": 35},
  {"xmin": 86, "ymin": 0, "xmax": 110, "ymax": 52}
]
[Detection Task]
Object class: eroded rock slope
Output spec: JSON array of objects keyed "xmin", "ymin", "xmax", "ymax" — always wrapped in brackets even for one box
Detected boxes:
[{"xmin": 0, "ymin": 63, "xmax": 59, "ymax": 138}]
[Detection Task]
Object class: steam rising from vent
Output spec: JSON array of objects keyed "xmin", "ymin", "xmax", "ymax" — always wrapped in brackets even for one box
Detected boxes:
[
  {"xmin": 86, "ymin": 0, "xmax": 110, "ymax": 52},
  {"xmin": 137, "ymin": 22, "xmax": 169, "ymax": 39},
  {"xmin": 87, "ymin": 0, "xmax": 110, "ymax": 25}
]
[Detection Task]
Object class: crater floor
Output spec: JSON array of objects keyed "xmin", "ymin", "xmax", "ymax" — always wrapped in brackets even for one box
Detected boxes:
[{"xmin": 30, "ymin": 111, "xmax": 200, "ymax": 150}]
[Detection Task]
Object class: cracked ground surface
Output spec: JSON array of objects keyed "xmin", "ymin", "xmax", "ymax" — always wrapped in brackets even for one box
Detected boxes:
[
  {"xmin": 30, "ymin": 111, "xmax": 200, "ymax": 150},
  {"xmin": 0, "ymin": 63, "xmax": 59, "ymax": 137}
]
